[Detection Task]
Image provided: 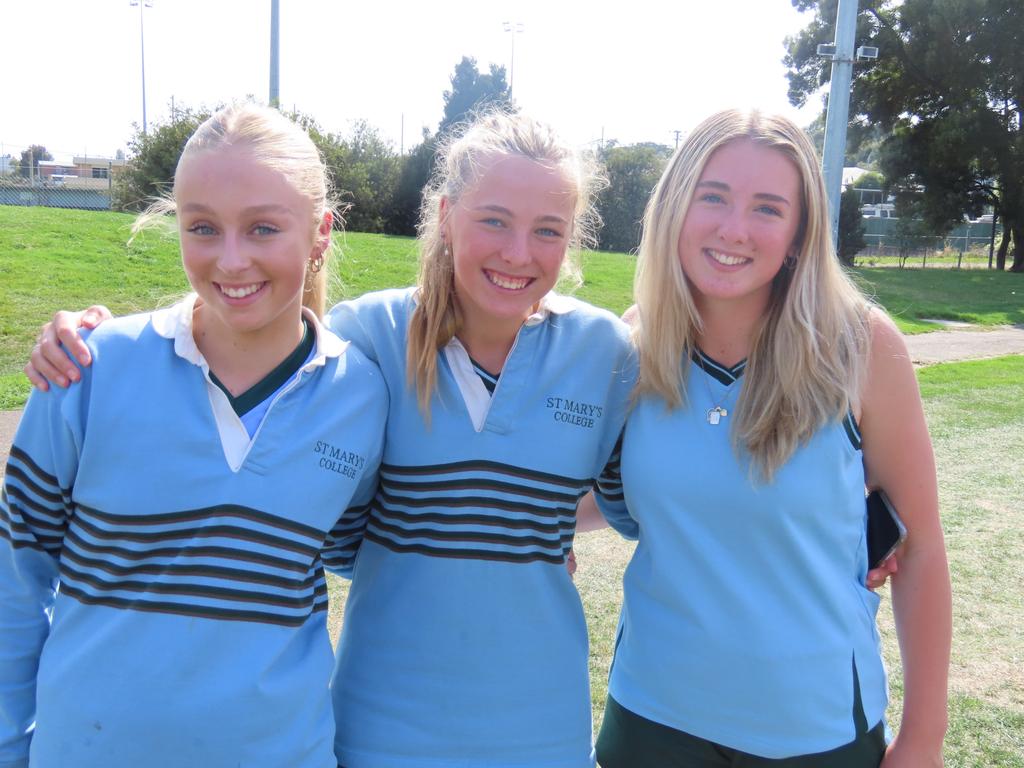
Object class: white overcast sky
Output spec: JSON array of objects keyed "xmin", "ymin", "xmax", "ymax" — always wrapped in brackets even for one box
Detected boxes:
[{"xmin": 2, "ymin": 0, "xmax": 824, "ymax": 163}]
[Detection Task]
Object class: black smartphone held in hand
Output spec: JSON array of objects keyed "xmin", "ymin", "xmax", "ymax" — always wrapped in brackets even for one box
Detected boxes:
[{"xmin": 866, "ymin": 489, "xmax": 908, "ymax": 569}]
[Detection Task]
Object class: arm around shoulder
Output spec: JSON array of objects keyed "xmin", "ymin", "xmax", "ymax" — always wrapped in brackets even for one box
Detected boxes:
[{"xmin": 859, "ymin": 310, "xmax": 951, "ymax": 766}]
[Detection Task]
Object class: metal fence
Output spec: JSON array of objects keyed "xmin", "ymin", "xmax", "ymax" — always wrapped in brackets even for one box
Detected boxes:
[
  {"xmin": 0, "ymin": 175, "xmax": 113, "ymax": 210},
  {"xmin": 855, "ymin": 217, "xmax": 1003, "ymax": 268}
]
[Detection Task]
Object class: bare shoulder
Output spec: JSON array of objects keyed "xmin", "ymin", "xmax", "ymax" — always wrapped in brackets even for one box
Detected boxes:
[
  {"xmin": 621, "ymin": 304, "xmax": 640, "ymax": 327},
  {"xmin": 863, "ymin": 307, "xmax": 916, "ymax": 395}
]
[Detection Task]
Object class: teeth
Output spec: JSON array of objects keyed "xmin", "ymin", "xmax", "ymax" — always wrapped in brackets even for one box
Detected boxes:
[
  {"xmin": 221, "ymin": 283, "xmax": 264, "ymax": 298},
  {"xmin": 486, "ymin": 271, "xmax": 531, "ymax": 290},
  {"xmin": 707, "ymin": 249, "xmax": 749, "ymax": 266}
]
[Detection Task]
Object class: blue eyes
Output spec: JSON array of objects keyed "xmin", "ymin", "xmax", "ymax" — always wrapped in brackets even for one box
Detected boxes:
[
  {"xmin": 479, "ymin": 218, "xmax": 563, "ymax": 238},
  {"xmin": 699, "ymin": 193, "xmax": 725, "ymax": 204},
  {"xmin": 186, "ymin": 223, "xmax": 279, "ymax": 236},
  {"xmin": 697, "ymin": 194, "xmax": 783, "ymax": 218}
]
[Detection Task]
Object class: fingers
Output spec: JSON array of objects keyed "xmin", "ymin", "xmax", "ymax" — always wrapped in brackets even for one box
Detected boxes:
[
  {"xmin": 865, "ymin": 554, "xmax": 899, "ymax": 590},
  {"xmin": 23, "ymin": 358, "xmax": 51, "ymax": 392},
  {"xmin": 54, "ymin": 310, "xmax": 94, "ymax": 368},
  {"xmin": 28, "ymin": 324, "xmax": 76, "ymax": 388},
  {"xmin": 565, "ymin": 549, "xmax": 578, "ymax": 579},
  {"xmin": 81, "ymin": 304, "xmax": 113, "ymax": 331}
]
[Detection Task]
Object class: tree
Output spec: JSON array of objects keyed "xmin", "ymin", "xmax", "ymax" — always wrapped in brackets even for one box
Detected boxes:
[
  {"xmin": 19, "ymin": 145, "xmax": 52, "ymax": 178},
  {"xmin": 597, "ymin": 142, "xmax": 672, "ymax": 253},
  {"xmin": 837, "ymin": 185, "xmax": 867, "ymax": 266},
  {"xmin": 305, "ymin": 119, "xmax": 400, "ymax": 233},
  {"xmin": 114, "ymin": 107, "xmax": 209, "ymax": 210},
  {"xmin": 388, "ymin": 131, "xmax": 438, "ymax": 236},
  {"xmin": 438, "ymin": 57, "xmax": 513, "ymax": 135},
  {"xmin": 785, "ymin": 0, "xmax": 1024, "ymax": 271}
]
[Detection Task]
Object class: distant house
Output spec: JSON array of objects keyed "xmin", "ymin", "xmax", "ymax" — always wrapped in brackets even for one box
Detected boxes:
[
  {"xmin": 33, "ymin": 155, "xmax": 125, "ymax": 189},
  {"xmin": 74, "ymin": 155, "xmax": 126, "ymax": 180}
]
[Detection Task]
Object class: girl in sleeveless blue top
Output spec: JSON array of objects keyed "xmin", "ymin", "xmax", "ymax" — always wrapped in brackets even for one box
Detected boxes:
[{"xmin": 591, "ymin": 110, "xmax": 951, "ymax": 768}]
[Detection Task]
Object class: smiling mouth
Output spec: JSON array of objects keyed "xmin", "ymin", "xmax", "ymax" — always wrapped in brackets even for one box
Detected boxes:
[
  {"xmin": 217, "ymin": 282, "xmax": 266, "ymax": 299},
  {"xmin": 705, "ymin": 249, "xmax": 751, "ymax": 267},
  {"xmin": 484, "ymin": 270, "xmax": 533, "ymax": 290}
]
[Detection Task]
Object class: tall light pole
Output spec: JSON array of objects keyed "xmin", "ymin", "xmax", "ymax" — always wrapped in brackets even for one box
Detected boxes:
[
  {"xmin": 502, "ymin": 21, "xmax": 524, "ymax": 97},
  {"xmin": 269, "ymin": 0, "xmax": 280, "ymax": 108},
  {"xmin": 129, "ymin": 0, "xmax": 153, "ymax": 134},
  {"xmin": 818, "ymin": 0, "xmax": 877, "ymax": 248}
]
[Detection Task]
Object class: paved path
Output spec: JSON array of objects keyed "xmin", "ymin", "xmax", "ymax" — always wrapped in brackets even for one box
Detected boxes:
[{"xmin": 3, "ymin": 325, "xmax": 1024, "ymax": 476}]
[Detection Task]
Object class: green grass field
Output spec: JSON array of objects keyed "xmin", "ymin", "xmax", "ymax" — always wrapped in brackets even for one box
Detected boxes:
[
  {"xmin": 2, "ymin": 204, "xmax": 1023, "ymax": 763},
  {"xmin": 4, "ymin": 205, "xmax": 1023, "ymax": 408}
]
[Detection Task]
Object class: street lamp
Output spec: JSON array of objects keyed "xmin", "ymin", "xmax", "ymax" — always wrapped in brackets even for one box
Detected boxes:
[
  {"xmin": 129, "ymin": 0, "xmax": 154, "ymax": 134},
  {"xmin": 502, "ymin": 21, "xmax": 524, "ymax": 97}
]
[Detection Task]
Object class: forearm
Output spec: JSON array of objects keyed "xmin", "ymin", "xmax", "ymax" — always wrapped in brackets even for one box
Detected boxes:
[
  {"xmin": 889, "ymin": 535, "xmax": 952, "ymax": 751},
  {"xmin": 575, "ymin": 491, "xmax": 611, "ymax": 533}
]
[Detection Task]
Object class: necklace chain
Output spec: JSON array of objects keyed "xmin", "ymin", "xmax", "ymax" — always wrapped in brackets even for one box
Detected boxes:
[{"xmin": 695, "ymin": 351, "xmax": 741, "ymax": 426}]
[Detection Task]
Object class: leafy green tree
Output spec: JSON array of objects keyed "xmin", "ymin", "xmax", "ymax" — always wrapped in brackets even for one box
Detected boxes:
[
  {"xmin": 438, "ymin": 57, "xmax": 513, "ymax": 135},
  {"xmin": 597, "ymin": 143, "xmax": 672, "ymax": 253},
  {"xmin": 114, "ymin": 107, "xmax": 209, "ymax": 210},
  {"xmin": 305, "ymin": 119, "xmax": 400, "ymax": 233},
  {"xmin": 19, "ymin": 145, "xmax": 52, "ymax": 178},
  {"xmin": 785, "ymin": 0, "xmax": 1024, "ymax": 271},
  {"xmin": 388, "ymin": 131, "xmax": 438, "ymax": 236},
  {"xmin": 837, "ymin": 185, "xmax": 867, "ymax": 266}
]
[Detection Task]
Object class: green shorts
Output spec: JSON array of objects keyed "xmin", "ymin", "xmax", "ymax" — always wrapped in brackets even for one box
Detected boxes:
[{"xmin": 596, "ymin": 695, "xmax": 886, "ymax": 768}]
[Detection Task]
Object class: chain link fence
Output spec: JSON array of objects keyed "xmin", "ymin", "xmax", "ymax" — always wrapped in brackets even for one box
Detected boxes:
[
  {"xmin": 855, "ymin": 217, "xmax": 1003, "ymax": 268},
  {"xmin": 0, "ymin": 145, "xmax": 120, "ymax": 211}
]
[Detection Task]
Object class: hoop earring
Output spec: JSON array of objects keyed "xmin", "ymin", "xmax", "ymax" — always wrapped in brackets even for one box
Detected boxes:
[
  {"xmin": 309, "ymin": 252, "xmax": 325, "ymax": 274},
  {"xmin": 783, "ymin": 252, "xmax": 797, "ymax": 270}
]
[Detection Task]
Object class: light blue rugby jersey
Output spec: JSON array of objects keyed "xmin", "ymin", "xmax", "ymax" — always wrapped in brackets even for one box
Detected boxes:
[
  {"xmin": 603, "ymin": 349, "xmax": 887, "ymax": 759},
  {"xmin": 0, "ymin": 296, "xmax": 387, "ymax": 768},
  {"xmin": 326, "ymin": 288, "xmax": 637, "ymax": 768}
]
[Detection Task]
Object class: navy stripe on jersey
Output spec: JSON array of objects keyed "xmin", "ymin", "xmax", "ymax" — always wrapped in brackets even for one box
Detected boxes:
[
  {"xmin": 843, "ymin": 409, "xmax": 863, "ymax": 451},
  {"xmin": 55, "ymin": 503, "xmax": 330, "ymax": 626},
  {"xmin": 469, "ymin": 357, "xmax": 500, "ymax": 394},
  {"xmin": 365, "ymin": 461, "xmax": 592, "ymax": 564},
  {"xmin": 3, "ymin": 446, "xmax": 335, "ymax": 626},
  {"xmin": 2, "ymin": 446, "xmax": 71, "ymax": 556},
  {"xmin": 594, "ymin": 431, "xmax": 625, "ymax": 504},
  {"xmin": 691, "ymin": 348, "xmax": 747, "ymax": 386}
]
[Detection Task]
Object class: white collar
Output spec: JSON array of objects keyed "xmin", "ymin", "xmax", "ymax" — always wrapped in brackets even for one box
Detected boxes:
[{"xmin": 150, "ymin": 293, "xmax": 349, "ymax": 370}]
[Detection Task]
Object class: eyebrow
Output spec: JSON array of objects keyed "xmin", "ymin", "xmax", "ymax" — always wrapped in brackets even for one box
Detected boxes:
[
  {"xmin": 472, "ymin": 204, "xmax": 570, "ymax": 224},
  {"xmin": 696, "ymin": 181, "xmax": 792, "ymax": 206},
  {"xmin": 179, "ymin": 203, "xmax": 297, "ymax": 216}
]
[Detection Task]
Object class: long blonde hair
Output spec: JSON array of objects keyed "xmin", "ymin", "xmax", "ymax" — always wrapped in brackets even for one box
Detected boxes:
[
  {"xmin": 407, "ymin": 109, "xmax": 605, "ymax": 413},
  {"xmin": 132, "ymin": 103, "xmax": 341, "ymax": 318},
  {"xmin": 633, "ymin": 109, "xmax": 871, "ymax": 481}
]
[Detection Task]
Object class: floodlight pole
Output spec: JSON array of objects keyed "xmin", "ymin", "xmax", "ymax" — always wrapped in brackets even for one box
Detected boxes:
[
  {"xmin": 129, "ymin": 0, "xmax": 153, "ymax": 134},
  {"xmin": 819, "ymin": 0, "xmax": 860, "ymax": 250},
  {"xmin": 269, "ymin": 0, "xmax": 280, "ymax": 107},
  {"xmin": 502, "ymin": 21, "xmax": 524, "ymax": 97}
]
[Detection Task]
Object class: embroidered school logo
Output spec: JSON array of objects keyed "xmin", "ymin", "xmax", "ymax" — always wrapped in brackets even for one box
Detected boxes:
[
  {"xmin": 545, "ymin": 397, "xmax": 603, "ymax": 429},
  {"xmin": 314, "ymin": 441, "xmax": 366, "ymax": 479}
]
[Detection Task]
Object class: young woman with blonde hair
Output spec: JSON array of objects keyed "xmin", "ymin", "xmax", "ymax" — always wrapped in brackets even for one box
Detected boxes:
[
  {"xmin": 1, "ymin": 103, "xmax": 386, "ymax": 768},
  {"xmin": 593, "ymin": 109, "xmax": 951, "ymax": 767}
]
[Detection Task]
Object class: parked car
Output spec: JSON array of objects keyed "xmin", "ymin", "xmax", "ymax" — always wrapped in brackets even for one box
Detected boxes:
[{"xmin": 861, "ymin": 203, "xmax": 898, "ymax": 219}]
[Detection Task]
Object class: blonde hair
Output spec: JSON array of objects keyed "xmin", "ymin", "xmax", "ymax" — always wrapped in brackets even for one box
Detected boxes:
[
  {"xmin": 633, "ymin": 109, "xmax": 871, "ymax": 481},
  {"xmin": 132, "ymin": 103, "xmax": 340, "ymax": 317},
  {"xmin": 407, "ymin": 109, "xmax": 605, "ymax": 413}
]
